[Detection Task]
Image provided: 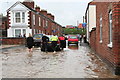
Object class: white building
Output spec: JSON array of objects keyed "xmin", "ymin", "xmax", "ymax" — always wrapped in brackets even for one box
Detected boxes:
[
  {"xmin": 7, "ymin": 0, "xmax": 62, "ymax": 37},
  {"xmin": 85, "ymin": 2, "xmax": 96, "ymax": 43},
  {"xmin": 7, "ymin": 1, "xmax": 32, "ymax": 37}
]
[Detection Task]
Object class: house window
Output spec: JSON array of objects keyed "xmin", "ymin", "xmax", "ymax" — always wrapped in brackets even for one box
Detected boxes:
[
  {"xmin": 33, "ymin": 14, "xmax": 35, "ymax": 25},
  {"xmin": 44, "ymin": 20, "xmax": 46, "ymax": 27},
  {"xmin": 39, "ymin": 17, "xmax": 41, "ymax": 26},
  {"xmin": 34, "ymin": 29, "xmax": 35, "ymax": 34},
  {"xmin": 108, "ymin": 10, "xmax": 113, "ymax": 48},
  {"xmin": 14, "ymin": 12, "xmax": 25, "ymax": 23},
  {"xmin": 100, "ymin": 16, "xmax": 102, "ymax": 43},
  {"xmin": 22, "ymin": 12, "xmax": 25, "ymax": 23},
  {"xmin": 15, "ymin": 12, "xmax": 21, "ymax": 23},
  {"xmin": 15, "ymin": 29, "xmax": 21, "ymax": 37},
  {"xmin": 43, "ymin": 19, "xmax": 45, "ymax": 27},
  {"xmin": 46, "ymin": 20, "xmax": 48, "ymax": 27},
  {"xmin": 23, "ymin": 29, "xmax": 26, "ymax": 35}
]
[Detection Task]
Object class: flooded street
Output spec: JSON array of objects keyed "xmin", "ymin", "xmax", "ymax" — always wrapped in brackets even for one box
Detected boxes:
[{"xmin": 1, "ymin": 43, "xmax": 120, "ymax": 78}]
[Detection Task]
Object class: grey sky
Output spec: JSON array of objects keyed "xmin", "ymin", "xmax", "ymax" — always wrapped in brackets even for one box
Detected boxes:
[{"xmin": 0, "ymin": 0, "xmax": 92, "ymax": 26}]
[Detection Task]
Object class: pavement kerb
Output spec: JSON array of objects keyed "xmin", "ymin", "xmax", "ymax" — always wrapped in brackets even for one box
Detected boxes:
[{"xmin": 0, "ymin": 45, "xmax": 24, "ymax": 50}]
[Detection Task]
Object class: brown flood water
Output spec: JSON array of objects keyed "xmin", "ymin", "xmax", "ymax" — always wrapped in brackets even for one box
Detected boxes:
[{"xmin": 1, "ymin": 43, "xmax": 120, "ymax": 78}]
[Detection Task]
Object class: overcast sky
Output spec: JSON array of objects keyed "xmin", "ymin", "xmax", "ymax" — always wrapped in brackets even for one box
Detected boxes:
[{"xmin": 0, "ymin": 0, "xmax": 92, "ymax": 26}]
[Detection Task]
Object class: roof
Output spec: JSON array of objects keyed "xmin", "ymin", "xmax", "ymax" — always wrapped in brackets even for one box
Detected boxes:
[
  {"xmin": 85, "ymin": 0, "xmax": 120, "ymax": 16},
  {"xmin": 7, "ymin": 1, "xmax": 30, "ymax": 12},
  {"xmin": 93, "ymin": 0, "xmax": 120, "ymax": 2},
  {"xmin": 7, "ymin": 1, "xmax": 62, "ymax": 27},
  {"xmin": 22, "ymin": 3, "xmax": 62, "ymax": 27},
  {"xmin": 85, "ymin": 1, "xmax": 97, "ymax": 17},
  {"xmin": 23, "ymin": 0, "xmax": 34, "ymax": 2}
]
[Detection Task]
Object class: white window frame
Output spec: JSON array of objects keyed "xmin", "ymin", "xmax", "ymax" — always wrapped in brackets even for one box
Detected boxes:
[
  {"xmin": 46, "ymin": 20, "xmax": 48, "ymax": 27},
  {"xmin": 22, "ymin": 12, "xmax": 25, "ymax": 23},
  {"xmin": 14, "ymin": 28, "xmax": 27, "ymax": 37},
  {"xmin": 34, "ymin": 29, "xmax": 35, "ymax": 34},
  {"xmin": 33, "ymin": 14, "xmax": 35, "ymax": 25},
  {"xmin": 15, "ymin": 12, "xmax": 21, "ymax": 23},
  {"xmin": 39, "ymin": 17, "xmax": 41, "ymax": 26},
  {"xmin": 14, "ymin": 12, "xmax": 25, "ymax": 23},
  {"xmin": 100, "ymin": 16, "xmax": 103, "ymax": 43},
  {"xmin": 43, "ymin": 19, "xmax": 45, "ymax": 27},
  {"xmin": 23, "ymin": 29, "xmax": 26, "ymax": 35},
  {"xmin": 107, "ymin": 10, "xmax": 113, "ymax": 48},
  {"xmin": 15, "ymin": 29, "xmax": 21, "ymax": 37}
]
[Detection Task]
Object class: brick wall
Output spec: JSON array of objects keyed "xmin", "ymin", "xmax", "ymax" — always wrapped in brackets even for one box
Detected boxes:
[
  {"xmin": 89, "ymin": 2, "xmax": 120, "ymax": 75},
  {"xmin": 95, "ymin": 2, "xmax": 115, "ymax": 65},
  {"xmin": 89, "ymin": 28, "xmax": 96, "ymax": 52},
  {"xmin": 113, "ymin": 2, "xmax": 120, "ymax": 66},
  {"xmin": 2, "ymin": 37, "xmax": 26, "ymax": 45}
]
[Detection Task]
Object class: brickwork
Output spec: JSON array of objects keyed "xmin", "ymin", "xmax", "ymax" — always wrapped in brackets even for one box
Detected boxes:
[
  {"xmin": 112, "ymin": 2, "xmax": 120, "ymax": 66},
  {"xmin": 6, "ymin": 1, "xmax": 62, "ymax": 37},
  {"xmin": 0, "ymin": 15, "xmax": 7, "ymax": 37},
  {"xmin": 2, "ymin": 37, "xmax": 26, "ymax": 45},
  {"xmin": 88, "ymin": 1, "xmax": 120, "ymax": 75},
  {"xmin": 89, "ymin": 28, "xmax": 96, "ymax": 52}
]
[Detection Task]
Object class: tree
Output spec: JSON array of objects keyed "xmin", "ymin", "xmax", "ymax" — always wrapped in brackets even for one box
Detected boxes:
[{"xmin": 62, "ymin": 28, "xmax": 86, "ymax": 35}]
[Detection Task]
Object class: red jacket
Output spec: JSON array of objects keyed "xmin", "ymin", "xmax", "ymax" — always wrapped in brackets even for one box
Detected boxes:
[{"xmin": 59, "ymin": 36, "xmax": 65, "ymax": 40}]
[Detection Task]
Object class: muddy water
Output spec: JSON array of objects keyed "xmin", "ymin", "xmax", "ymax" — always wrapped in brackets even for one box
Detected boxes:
[{"xmin": 1, "ymin": 44, "xmax": 120, "ymax": 78}]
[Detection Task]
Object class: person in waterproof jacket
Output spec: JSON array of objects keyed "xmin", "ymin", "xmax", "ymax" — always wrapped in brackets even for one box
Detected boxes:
[
  {"xmin": 79, "ymin": 35, "xmax": 83, "ymax": 46},
  {"xmin": 26, "ymin": 33, "xmax": 34, "ymax": 52},
  {"xmin": 50, "ymin": 34, "xmax": 58, "ymax": 53},
  {"xmin": 83, "ymin": 35, "xmax": 87, "ymax": 43},
  {"xmin": 41, "ymin": 35, "xmax": 49, "ymax": 52},
  {"xmin": 58, "ymin": 35, "xmax": 66, "ymax": 50}
]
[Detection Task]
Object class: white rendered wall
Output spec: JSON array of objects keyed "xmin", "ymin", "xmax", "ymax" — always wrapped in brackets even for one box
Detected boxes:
[
  {"xmin": 7, "ymin": 3, "xmax": 30, "ymax": 37},
  {"xmin": 86, "ymin": 5, "xmax": 96, "ymax": 42},
  {"xmin": 88, "ymin": 5, "xmax": 96, "ymax": 32}
]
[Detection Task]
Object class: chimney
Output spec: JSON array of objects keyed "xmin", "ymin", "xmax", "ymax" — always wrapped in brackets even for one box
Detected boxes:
[
  {"xmin": 35, "ymin": 6, "xmax": 40, "ymax": 12},
  {"xmin": 51, "ymin": 14, "xmax": 54, "ymax": 20},
  {"xmin": 40, "ymin": 10, "xmax": 47, "ymax": 16},
  {"xmin": 47, "ymin": 13, "xmax": 52, "ymax": 19},
  {"xmin": 23, "ymin": 0, "xmax": 34, "ymax": 9}
]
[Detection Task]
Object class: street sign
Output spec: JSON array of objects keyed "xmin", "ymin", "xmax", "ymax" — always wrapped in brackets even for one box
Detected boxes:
[
  {"xmin": 52, "ymin": 30, "xmax": 56, "ymax": 33},
  {"xmin": 82, "ymin": 23, "xmax": 87, "ymax": 28}
]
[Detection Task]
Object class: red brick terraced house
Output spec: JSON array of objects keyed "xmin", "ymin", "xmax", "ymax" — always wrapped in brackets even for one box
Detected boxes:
[
  {"xmin": 85, "ymin": 0, "xmax": 120, "ymax": 75},
  {"xmin": 0, "ymin": 14, "xmax": 7, "ymax": 37},
  {"xmin": 7, "ymin": 0, "xmax": 62, "ymax": 37}
]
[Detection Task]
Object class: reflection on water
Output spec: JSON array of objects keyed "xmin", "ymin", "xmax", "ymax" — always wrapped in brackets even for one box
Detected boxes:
[
  {"xmin": 2, "ymin": 45, "xmax": 120, "ymax": 78},
  {"xmin": 68, "ymin": 44, "xmax": 78, "ymax": 50}
]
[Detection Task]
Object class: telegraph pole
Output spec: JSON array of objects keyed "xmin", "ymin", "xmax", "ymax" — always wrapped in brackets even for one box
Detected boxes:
[
  {"xmin": 83, "ymin": 16, "xmax": 85, "ymax": 23},
  {"xmin": 77, "ymin": 20, "xmax": 79, "ymax": 26}
]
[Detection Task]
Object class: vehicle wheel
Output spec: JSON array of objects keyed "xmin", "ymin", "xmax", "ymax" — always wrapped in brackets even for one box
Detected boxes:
[
  {"xmin": 68, "ymin": 43, "xmax": 70, "ymax": 46},
  {"xmin": 76, "ymin": 43, "xmax": 78, "ymax": 45}
]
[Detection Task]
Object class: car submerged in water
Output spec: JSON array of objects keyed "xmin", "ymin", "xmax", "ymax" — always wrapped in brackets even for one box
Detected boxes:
[
  {"xmin": 68, "ymin": 35, "xmax": 79, "ymax": 45},
  {"xmin": 33, "ymin": 34, "xmax": 43, "ymax": 47},
  {"xmin": 41, "ymin": 35, "xmax": 61, "ymax": 52}
]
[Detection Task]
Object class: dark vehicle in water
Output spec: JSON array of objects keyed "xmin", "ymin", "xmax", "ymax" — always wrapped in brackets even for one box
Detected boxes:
[
  {"xmin": 0, "ymin": 37, "xmax": 2, "ymax": 45},
  {"xmin": 41, "ymin": 35, "xmax": 61, "ymax": 52},
  {"xmin": 33, "ymin": 34, "xmax": 43, "ymax": 47}
]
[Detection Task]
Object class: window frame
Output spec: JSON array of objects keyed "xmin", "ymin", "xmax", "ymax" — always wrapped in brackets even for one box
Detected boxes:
[
  {"xmin": 107, "ymin": 10, "xmax": 113, "ymax": 48},
  {"xmin": 33, "ymin": 14, "xmax": 35, "ymax": 25},
  {"xmin": 15, "ymin": 12, "xmax": 21, "ymax": 23},
  {"xmin": 15, "ymin": 29, "xmax": 21, "ymax": 37},
  {"xmin": 22, "ymin": 12, "xmax": 25, "ymax": 23},
  {"xmin": 39, "ymin": 17, "xmax": 41, "ymax": 26},
  {"xmin": 14, "ymin": 12, "xmax": 25, "ymax": 23},
  {"xmin": 46, "ymin": 20, "xmax": 48, "ymax": 27},
  {"xmin": 99, "ymin": 15, "xmax": 103, "ymax": 43}
]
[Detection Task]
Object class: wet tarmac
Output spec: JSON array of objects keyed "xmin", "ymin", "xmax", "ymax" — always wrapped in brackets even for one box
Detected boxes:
[{"xmin": 1, "ymin": 43, "xmax": 120, "ymax": 78}]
